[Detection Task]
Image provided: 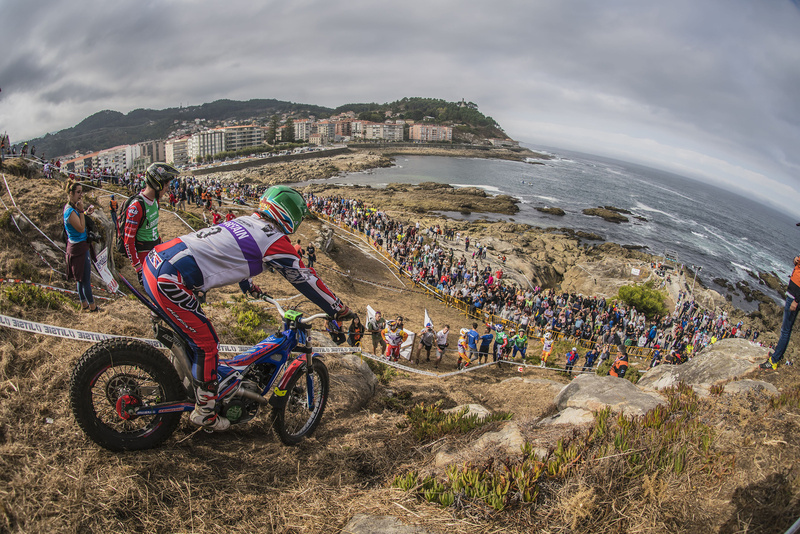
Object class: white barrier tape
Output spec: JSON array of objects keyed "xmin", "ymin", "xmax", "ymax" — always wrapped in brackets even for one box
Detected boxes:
[
  {"xmin": 0, "ymin": 278, "xmax": 113, "ymax": 302},
  {"xmin": 0, "ymin": 312, "xmax": 366, "ymax": 356},
  {"xmin": 0, "ymin": 312, "xmax": 248, "ymax": 352},
  {"xmin": 313, "ymin": 346, "xmax": 362, "ymax": 354}
]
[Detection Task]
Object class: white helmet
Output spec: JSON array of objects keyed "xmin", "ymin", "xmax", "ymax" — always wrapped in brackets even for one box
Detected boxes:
[
  {"xmin": 460, "ymin": 328, "xmax": 469, "ymax": 336},
  {"xmin": 544, "ymin": 332, "xmax": 552, "ymax": 340}
]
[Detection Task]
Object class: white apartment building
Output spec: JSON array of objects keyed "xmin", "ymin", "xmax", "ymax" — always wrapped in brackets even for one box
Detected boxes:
[
  {"xmin": 223, "ymin": 124, "xmax": 265, "ymax": 151},
  {"xmin": 188, "ymin": 129, "xmax": 225, "ymax": 162},
  {"xmin": 359, "ymin": 121, "xmax": 404, "ymax": 141},
  {"xmin": 97, "ymin": 145, "xmax": 129, "ymax": 173},
  {"xmin": 165, "ymin": 135, "xmax": 191, "ymax": 166},
  {"xmin": 293, "ymin": 119, "xmax": 315, "ymax": 141}
]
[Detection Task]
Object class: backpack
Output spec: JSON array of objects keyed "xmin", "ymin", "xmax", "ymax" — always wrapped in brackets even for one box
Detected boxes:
[{"xmin": 115, "ymin": 194, "xmax": 144, "ymax": 254}]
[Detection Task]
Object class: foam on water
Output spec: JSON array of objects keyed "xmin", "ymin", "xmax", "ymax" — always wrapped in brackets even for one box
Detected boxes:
[{"xmin": 452, "ymin": 183, "xmax": 502, "ymax": 194}]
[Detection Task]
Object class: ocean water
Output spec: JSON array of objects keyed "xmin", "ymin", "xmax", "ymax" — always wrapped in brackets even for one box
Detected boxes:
[{"xmin": 299, "ymin": 147, "xmax": 797, "ymax": 308}]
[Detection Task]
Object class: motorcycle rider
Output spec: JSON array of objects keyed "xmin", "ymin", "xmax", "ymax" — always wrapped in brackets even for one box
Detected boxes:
[
  {"xmin": 142, "ymin": 185, "xmax": 354, "ymax": 431},
  {"xmin": 123, "ymin": 162, "xmax": 180, "ymax": 284}
]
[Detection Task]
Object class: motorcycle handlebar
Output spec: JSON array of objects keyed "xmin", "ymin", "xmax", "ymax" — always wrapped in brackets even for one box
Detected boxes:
[{"xmin": 259, "ymin": 295, "xmax": 330, "ymax": 325}]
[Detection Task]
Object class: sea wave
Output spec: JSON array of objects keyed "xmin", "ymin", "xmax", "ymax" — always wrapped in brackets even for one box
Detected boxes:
[
  {"xmin": 633, "ymin": 201, "xmax": 678, "ymax": 221},
  {"xmin": 730, "ymin": 261, "xmax": 753, "ymax": 273},
  {"xmin": 452, "ymin": 183, "xmax": 502, "ymax": 194}
]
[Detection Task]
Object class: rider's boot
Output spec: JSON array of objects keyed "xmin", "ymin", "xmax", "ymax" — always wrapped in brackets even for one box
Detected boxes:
[{"xmin": 190, "ymin": 381, "xmax": 231, "ymax": 431}]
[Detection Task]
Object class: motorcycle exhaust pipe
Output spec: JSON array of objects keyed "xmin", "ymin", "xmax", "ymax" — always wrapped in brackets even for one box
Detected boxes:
[{"xmin": 235, "ymin": 387, "xmax": 270, "ymax": 405}]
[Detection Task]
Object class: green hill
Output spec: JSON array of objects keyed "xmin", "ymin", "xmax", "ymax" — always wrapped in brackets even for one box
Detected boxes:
[
  {"xmin": 29, "ymin": 99, "xmax": 333, "ymax": 158},
  {"xmin": 25, "ymin": 97, "xmax": 509, "ymax": 159}
]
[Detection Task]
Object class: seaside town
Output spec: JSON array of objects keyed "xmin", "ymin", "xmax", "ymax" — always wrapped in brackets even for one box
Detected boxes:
[{"xmin": 1, "ymin": 99, "xmax": 523, "ymax": 177}]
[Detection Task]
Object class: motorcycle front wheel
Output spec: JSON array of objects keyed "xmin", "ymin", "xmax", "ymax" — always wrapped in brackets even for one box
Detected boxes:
[
  {"xmin": 70, "ymin": 338, "xmax": 186, "ymax": 451},
  {"xmin": 271, "ymin": 359, "xmax": 329, "ymax": 445}
]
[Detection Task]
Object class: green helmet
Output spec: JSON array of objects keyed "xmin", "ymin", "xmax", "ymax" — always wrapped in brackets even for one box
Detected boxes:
[
  {"xmin": 144, "ymin": 162, "xmax": 180, "ymax": 192},
  {"xmin": 258, "ymin": 185, "xmax": 308, "ymax": 234}
]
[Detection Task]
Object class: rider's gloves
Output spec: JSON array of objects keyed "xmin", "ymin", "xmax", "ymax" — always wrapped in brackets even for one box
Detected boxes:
[
  {"xmin": 335, "ymin": 306, "xmax": 357, "ymax": 322},
  {"xmin": 239, "ymin": 279, "xmax": 262, "ymax": 299}
]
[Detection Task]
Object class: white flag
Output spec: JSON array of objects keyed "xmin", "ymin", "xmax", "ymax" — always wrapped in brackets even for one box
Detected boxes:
[{"xmin": 423, "ymin": 309, "xmax": 434, "ymax": 330}]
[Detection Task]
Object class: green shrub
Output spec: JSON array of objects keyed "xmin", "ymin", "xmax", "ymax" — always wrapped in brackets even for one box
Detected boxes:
[
  {"xmin": 397, "ymin": 401, "xmax": 512, "ymax": 442},
  {"xmin": 11, "ymin": 259, "xmax": 41, "ymax": 282},
  {"xmin": 616, "ymin": 281, "xmax": 667, "ymax": 320},
  {"xmin": 365, "ymin": 357, "xmax": 397, "ymax": 385},
  {"xmin": 1, "ymin": 284, "xmax": 77, "ymax": 311}
]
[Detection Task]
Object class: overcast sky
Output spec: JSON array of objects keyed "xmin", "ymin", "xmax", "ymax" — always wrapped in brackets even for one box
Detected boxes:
[{"xmin": 1, "ymin": 0, "xmax": 799, "ymax": 215}]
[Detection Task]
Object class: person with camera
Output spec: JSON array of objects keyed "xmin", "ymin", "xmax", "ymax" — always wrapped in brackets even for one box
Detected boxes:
[{"xmin": 64, "ymin": 180, "xmax": 100, "ymax": 312}]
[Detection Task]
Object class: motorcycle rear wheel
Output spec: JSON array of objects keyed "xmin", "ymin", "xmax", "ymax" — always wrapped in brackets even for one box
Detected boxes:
[{"xmin": 70, "ymin": 338, "xmax": 186, "ymax": 451}]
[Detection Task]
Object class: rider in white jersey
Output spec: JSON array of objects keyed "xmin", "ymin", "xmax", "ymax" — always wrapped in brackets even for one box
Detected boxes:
[{"xmin": 143, "ymin": 185, "xmax": 354, "ymax": 431}]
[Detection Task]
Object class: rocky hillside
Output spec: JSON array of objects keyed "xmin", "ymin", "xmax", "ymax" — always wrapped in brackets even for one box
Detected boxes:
[{"xmin": 0, "ymin": 158, "xmax": 798, "ymax": 533}]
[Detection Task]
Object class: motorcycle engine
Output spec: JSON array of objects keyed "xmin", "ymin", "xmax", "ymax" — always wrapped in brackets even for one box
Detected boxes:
[{"xmin": 221, "ymin": 380, "xmax": 261, "ymax": 424}]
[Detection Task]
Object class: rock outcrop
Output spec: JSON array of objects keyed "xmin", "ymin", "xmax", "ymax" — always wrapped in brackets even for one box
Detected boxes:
[
  {"xmin": 637, "ymin": 338, "xmax": 766, "ymax": 393},
  {"xmin": 554, "ymin": 374, "xmax": 666, "ymax": 417},
  {"xmin": 723, "ymin": 379, "xmax": 778, "ymax": 396},
  {"xmin": 342, "ymin": 514, "xmax": 430, "ymax": 534}
]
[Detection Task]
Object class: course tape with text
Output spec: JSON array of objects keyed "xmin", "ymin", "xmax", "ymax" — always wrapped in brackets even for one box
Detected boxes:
[{"xmin": 0, "ymin": 312, "xmax": 359, "ymax": 355}]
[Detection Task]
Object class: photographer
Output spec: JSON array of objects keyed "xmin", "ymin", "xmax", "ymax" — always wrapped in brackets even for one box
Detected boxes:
[{"xmin": 64, "ymin": 180, "xmax": 100, "ymax": 312}]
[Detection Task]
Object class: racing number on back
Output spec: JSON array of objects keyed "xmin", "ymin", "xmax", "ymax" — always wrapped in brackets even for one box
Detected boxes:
[{"xmin": 196, "ymin": 226, "xmax": 223, "ymax": 239}]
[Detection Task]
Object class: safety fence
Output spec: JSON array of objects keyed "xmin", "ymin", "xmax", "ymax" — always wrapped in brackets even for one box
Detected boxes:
[{"xmin": 314, "ymin": 211, "xmax": 658, "ymax": 362}]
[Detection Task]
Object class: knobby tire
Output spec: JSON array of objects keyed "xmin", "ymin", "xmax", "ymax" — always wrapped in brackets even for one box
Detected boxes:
[
  {"xmin": 70, "ymin": 338, "xmax": 186, "ymax": 451},
  {"xmin": 271, "ymin": 359, "xmax": 329, "ymax": 446}
]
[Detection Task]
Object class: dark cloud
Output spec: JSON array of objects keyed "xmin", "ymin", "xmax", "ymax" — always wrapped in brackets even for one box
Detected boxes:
[{"xmin": 1, "ymin": 0, "xmax": 799, "ymax": 213}]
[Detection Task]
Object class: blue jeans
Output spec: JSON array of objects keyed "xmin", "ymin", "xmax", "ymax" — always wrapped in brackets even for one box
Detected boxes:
[
  {"xmin": 771, "ymin": 296, "xmax": 798, "ymax": 363},
  {"xmin": 77, "ymin": 249, "xmax": 94, "ymax": 306}
]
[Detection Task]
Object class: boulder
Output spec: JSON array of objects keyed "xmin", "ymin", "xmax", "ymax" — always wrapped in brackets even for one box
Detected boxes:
[
  {"xmin": 444, "ymin": 404, "xmax": 492, "ymax": 420},
  {"xmin": 341, "ymin": 514, "xmax": 430, "ymax": 534},
  {"xmin": 637, "ymin": 338, "xmax": 766, "ymax": 391},
  {"xmin": 538, "ymin": 407, "xmax": 595, "ymax": 426},
  {"xmin": 434, "ymin": 422, "xmax": 525, "ymax": 467},
  {"xmin": 327, "ymin": 354, "xmax": 378, "ymax": 414},
  {"xmin": 337, "ymin": 354, "xmax": 379, "ymax": 394},
  {"xmin": 554, "ymin": 374, "xmax": 665, "ymax": 417},
  {"xmin": 723, "ymin": 379, "xmax": 779, "ymax": 396}
]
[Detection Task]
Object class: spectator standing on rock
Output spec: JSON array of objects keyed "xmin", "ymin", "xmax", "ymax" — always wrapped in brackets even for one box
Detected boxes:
[
  {"xmin": 63, "ymin": 180, "xmax": 99, "ymax": 312},
  {"xmin": 347, "ymin": 316, "xmax": 364, "ymax": 347},
  {"xmin": 582, "ymin": 347, "xmax": 598, "ymax": 372},
  {"xmin": 564, "ymin": 347, "xmax": 579, "ymax": 375},
  {"xmin": 108, "ymin": 194, "xmax": 118, "ymax": 231},
  {"xmin": 609, "ymin": 346, "xmax": 629, "ymax": 378},
  {"xmin": 761, "ymin": 255, "xmax": 800, "ymax": 370}
]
